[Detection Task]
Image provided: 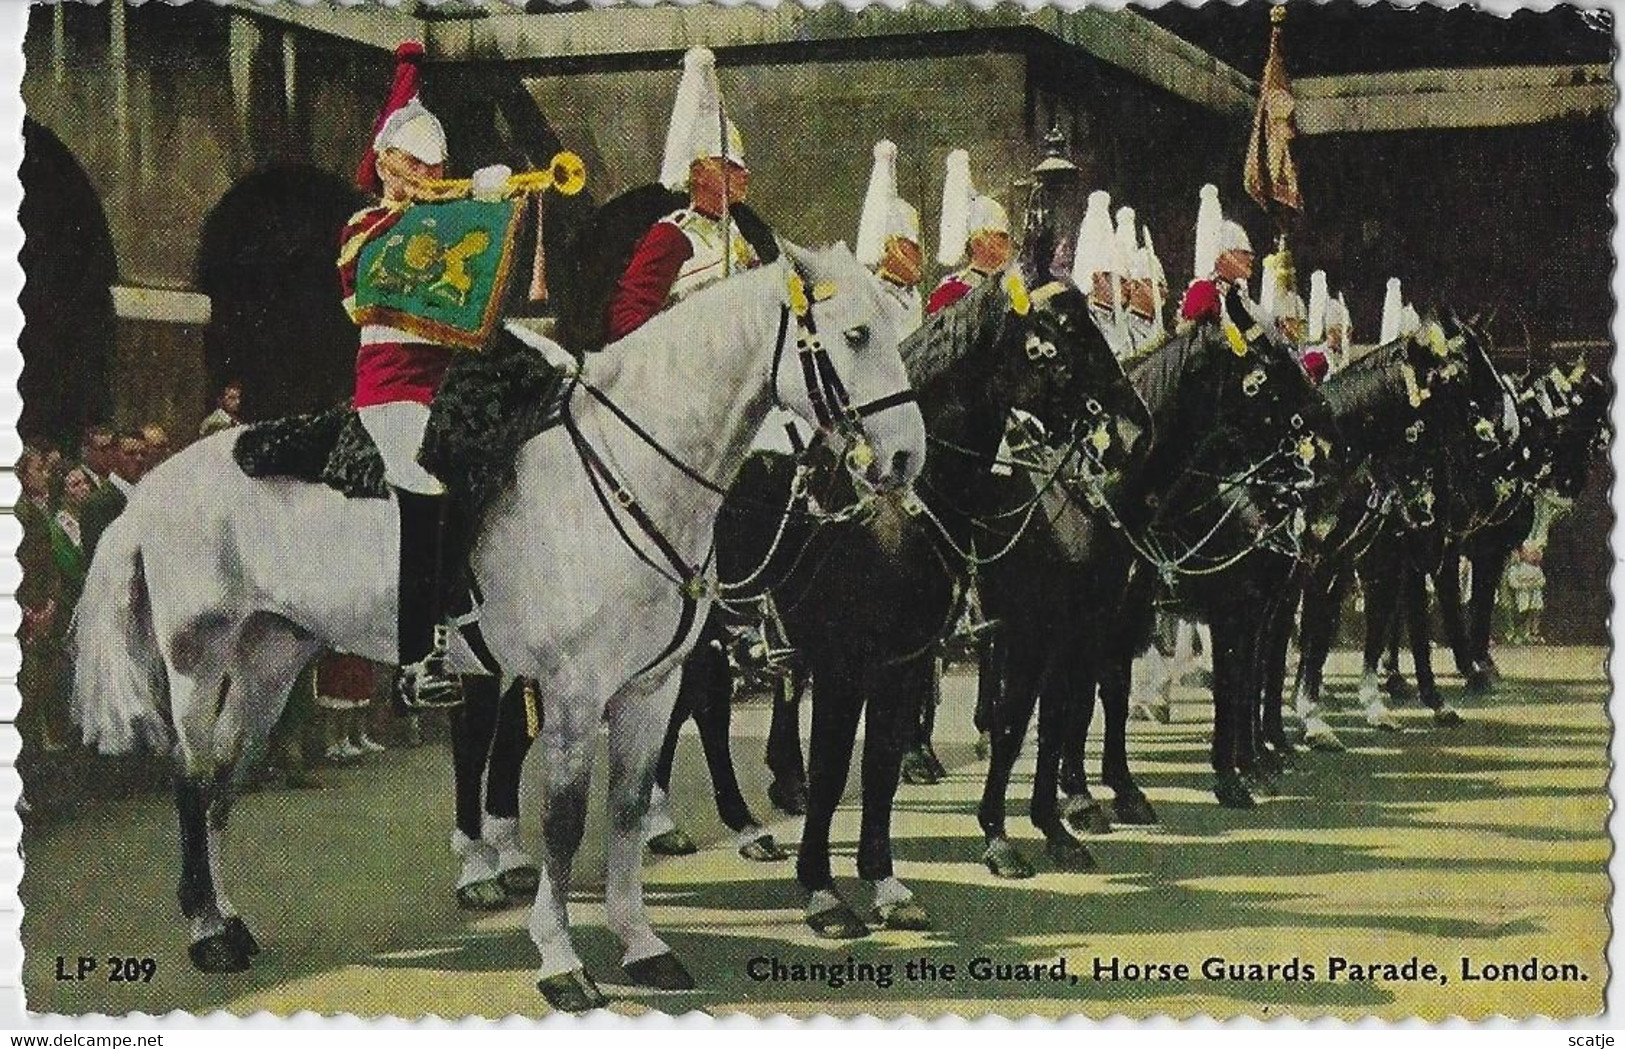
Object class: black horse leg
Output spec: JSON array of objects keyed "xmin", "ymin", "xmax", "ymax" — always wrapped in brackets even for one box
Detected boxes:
[
  {"xmin": 1469, "ymin": 547, "xmax": 1512, "ymax": 682},
  {"xmin": 973, "ymin": 633, "xmax": 1003, "ymax": 762},
  {"xmin": 977, "ymin": 630, "xmax": 1043, "ymax": 879},
  {"xmin": 1032, "ymin": 670, "xmax": 1096, "ymax": 871},
  {"xmin": 1209, "ymin": 616, "xmax": 1254, "ymax": 809},
  {"xmin": 687, "ymin": 632, "xmax": 767, "ymax": 840},
  {"xmin": 177, "ymin": 774, "xmax": 249, "ymax": 973},
  {"xmin": 856, "ymin": 659, "xmax": 931, "ymax": 928},
  {"xmin": 1059, "ymin": 639, "xmax": 1109, "ymax": 830},
  {"xmin": 1432, "ymin": 550, "xmax": 1477, "ymax": 684},
  {"xmin": 899, "ymin": 658, "xmax": 943, "ymax": 785},
  {"xmin": 1259, "ymin": 587, "xmax": 1298, "ymax": 761},
  {"xmin": 485, "ymin": 678, "xmax": 533, "ymax": 823},
  {"xmin": 1099, "ymin": 646, "xmax": 1155, "ymax": 823},
  {"xmin": 1359, "ymin": 556, "xmax": 1404, "ymax": 724},
  {"xmin": 798, "ymin": 652, "xmax": 869, "ymax": 937},
  {"xmin": 766, "ymin": 668, "xmax": 809, "ymax": 816},
  {"xmin": 450, "ymin": 675, "xmax": 501, "ymax": 842}
]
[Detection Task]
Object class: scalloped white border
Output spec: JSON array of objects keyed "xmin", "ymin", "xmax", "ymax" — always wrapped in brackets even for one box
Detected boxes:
[{"xmin": 0, "ymin": 0, "xmax": 1619, "ymax": 1034}]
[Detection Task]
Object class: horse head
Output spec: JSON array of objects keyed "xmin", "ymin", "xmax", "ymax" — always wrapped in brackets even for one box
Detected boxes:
[
  {"xmin": 1437, "ymin": 311, "xmax": 1521, "ymax": 466},
  {"xmin": 1026, "ymin": 281, "xmax": 1150, "ymax": 473},
  {"xmin": 778, "ymin": 241, "xmax": 926, "ymax": 492}
]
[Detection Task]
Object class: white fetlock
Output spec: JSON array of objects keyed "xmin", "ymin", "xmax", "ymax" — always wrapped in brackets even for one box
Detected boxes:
[
  {"xmin": 451, "ymin": 829, "xmax": 500, "ymax": 890},
  {"xmin": 806, "ymin": 888, "xmax": 844, "ymax": 918},
  {"xmin": 869, "ymin": 876, "xmax": 915, "ymax": 910},
  {"xmin": 643, "ymin": 786, "xmax": 678, "ymax": 844},
  {"xmin": 1303, "ymin": 716, "xmax": 1345, "ymax": 751},
  {"xmin": 1293, "ymin": 680, "xmax": 1319, "ymax": 722},
  {"xmin": 1364, "ymin": 701, "xmax": 1401, "ymax": 731},
  {"xmin": 1357, "ymin": 669, "xmax": 1380, "ymax": 707},
  {"xmin": 483, "ymin": 815, "xmax": 533, "ymax": 875}
]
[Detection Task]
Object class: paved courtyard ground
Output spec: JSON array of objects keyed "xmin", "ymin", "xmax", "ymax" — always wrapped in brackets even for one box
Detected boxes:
[{"xmin": 21, "ymin": 646, "xmax": 1610, "ymax": 1020}]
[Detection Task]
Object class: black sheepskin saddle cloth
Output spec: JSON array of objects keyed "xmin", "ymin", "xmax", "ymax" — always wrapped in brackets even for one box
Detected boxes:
[{"xmin": 233, "ymin": 332, "xmax": 569, "ymax": 520}]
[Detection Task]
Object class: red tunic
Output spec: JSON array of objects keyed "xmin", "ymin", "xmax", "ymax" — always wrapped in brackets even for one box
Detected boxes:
[
  {"xmin": 1179, "ymin": 278, "xmax": 1222, "ymax": 323},
  {"xmin": 338, "ymin": 204, "xmax": 454, "ymax": 408},
  {"xmin": 606, "ymin": 222, "xmax": 694, "ymax": 342},
  {"xmin": 926, "ymin": 275, "xmax": 975, "ymax": 316}
]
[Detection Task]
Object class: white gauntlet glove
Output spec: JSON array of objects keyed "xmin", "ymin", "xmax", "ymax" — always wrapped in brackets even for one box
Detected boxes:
[{"xmin": 471, "ymin": 164, "xmax": 513, "ymax": 202}]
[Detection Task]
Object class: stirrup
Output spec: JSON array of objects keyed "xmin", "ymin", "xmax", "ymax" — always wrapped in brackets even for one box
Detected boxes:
[{"xmin": 397, "ymin": 627, "xmax": 464, "ymax": 710}]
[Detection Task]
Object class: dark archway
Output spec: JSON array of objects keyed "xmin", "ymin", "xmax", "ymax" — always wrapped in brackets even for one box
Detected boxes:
[
  {"xmin": 196, "ymin": 165, "xmax": 364, "ymax": 421},
  {"xmin": 20, "ymin": 118, "xmax": 117, "ymax": 447}
]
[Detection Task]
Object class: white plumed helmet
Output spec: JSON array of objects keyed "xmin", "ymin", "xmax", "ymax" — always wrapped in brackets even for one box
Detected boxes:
[
  {"xmin": 1115, "ymin": 205, "xmax": 1141, "ymax": 278},
  {"xmin": 659, "ymin": 47, "xmax": 746, "ymax": 191},
  {"xmin": 1380, "ymin": 277, "xmax": 1404, "ymax": 344},
  {"xmin": 1308, "ymin": 269, "xmax": 1330, "ymax": 343},
  {"xmin": 856, "ymin": 140, "xmax": 920, "ymax": 266},
  {"xmin": 1071, "ymin": 189, "xmax": 1119, "ymax": 290},
  {"xmin": 936, "ymin": 149, "xmax": 974, "ymax": 267},
  {"xmin": 1193, "ymin": 183, "xmax": 1223, "ymax": 280}
]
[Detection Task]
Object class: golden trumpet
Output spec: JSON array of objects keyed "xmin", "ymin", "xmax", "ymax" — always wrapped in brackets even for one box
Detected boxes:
[{"xmin": 418, "ymin": 150, "xmax": 588, "ymax": 201}]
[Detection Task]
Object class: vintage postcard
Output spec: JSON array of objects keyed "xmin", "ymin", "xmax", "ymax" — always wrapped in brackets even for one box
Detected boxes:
[{"xmin": 7, "ymin": 0, "xmax": 1616, "ymax": 1023}]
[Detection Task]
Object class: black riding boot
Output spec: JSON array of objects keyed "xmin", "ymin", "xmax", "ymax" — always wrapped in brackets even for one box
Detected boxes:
[{"xmin": 395, "ymin": 487, "xmax": 462, "ymax": 710}]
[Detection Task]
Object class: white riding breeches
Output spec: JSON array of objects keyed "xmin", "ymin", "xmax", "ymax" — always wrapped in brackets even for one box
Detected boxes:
[{"xmin": 359, "ymin": 401, "xmax": 444, "ymax": 495}]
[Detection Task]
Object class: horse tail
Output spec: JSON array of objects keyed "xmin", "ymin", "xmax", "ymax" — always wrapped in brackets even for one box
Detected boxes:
[{"xmin": 69, "ymin": 514, "xmax": 171, "ymax": 754}]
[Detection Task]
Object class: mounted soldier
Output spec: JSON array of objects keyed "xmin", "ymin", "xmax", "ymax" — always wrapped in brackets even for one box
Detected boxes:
[
  {"xmin": 604, "ymin": 47, "xmax": 771, "ymax": 343},
  {"xmin": 856, "ymin": 139, "xmax": 925, "ymax": 335},
  {"xmin": 339, "ymin": 41, "xmax": 515, "ymax": 709},
  {"xmin": 1071, "ymin": 190, "xmax": 1132, "ymax": 358},
  {"xmin": 1306, "ymin": 269, "xmax": 1353, "ymax": 378},
  {"xmin": 1260, "ymin": 237, "xmax": 1319, "ymax": 381},
  {"xmin": 1178, "ymin": 183, "xmax": 1258, "ymax": 332},
  {"xmin": 1379, "ymin": 276, "xmax": 1423, "ymax": 346},
  {"xmin": 925, "ymin": 150, "xmax": 1013, "ymax": 316},
  {"xmin": 1126, "ymin": 226, "xmax": 1171, "ymax": 351}
]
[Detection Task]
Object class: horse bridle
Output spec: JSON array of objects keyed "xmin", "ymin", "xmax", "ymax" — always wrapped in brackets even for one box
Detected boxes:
[{"xmin": 769, "ymin": 271, "xmax": 918, "ymax": 473}]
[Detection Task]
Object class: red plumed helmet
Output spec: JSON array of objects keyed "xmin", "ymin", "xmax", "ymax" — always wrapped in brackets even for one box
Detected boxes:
[{"xmin": 355, "ymin": 41, "xmax": 446, "ymax": 195}]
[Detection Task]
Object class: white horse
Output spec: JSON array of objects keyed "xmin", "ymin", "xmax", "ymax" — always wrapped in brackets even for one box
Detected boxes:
[{"xmin": 71, "ymin": 243, "xmax": 925, "ymax": 1011}]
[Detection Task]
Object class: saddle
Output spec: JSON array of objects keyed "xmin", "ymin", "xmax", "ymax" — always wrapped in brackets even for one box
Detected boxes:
[{"xmin": 232, "ymin": 328, "xmax": 569, "ymax": 523}]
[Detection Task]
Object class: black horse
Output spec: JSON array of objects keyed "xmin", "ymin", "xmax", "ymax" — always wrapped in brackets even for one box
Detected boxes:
[
  {"xmin": 1044, "ymin": 294, "xmax": 1338, "ymax": 820},
  {"xmin": 1282, "ymin": 328, "xmax": 1476, "ymax": 750},
  {"xmin": 1424, "ymin": 361, "xmax": 1610, "ymax": 692},
  {"xmin": 1294, "ymin": 317, "xmax": 1521, "ymax": 730},
  {"xmin": 694, "ymin": 276, "xmax": 1145, "ymax": 934}
]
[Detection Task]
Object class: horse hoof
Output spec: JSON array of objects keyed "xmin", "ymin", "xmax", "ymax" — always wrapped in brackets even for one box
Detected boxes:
[
  {"xmin": 768, "ymin": 780, "xmax": 808, "ymax": 817},
  {"xmin": 806, "ymin": 902, "xmax": 871, "ymax": 939},
  {"xmin": 1383, "ymin": 674, "xmax": 1414, "ymax": 702},
  {"xmin": 924, "ymin": 748, "xmax": 949, "ymax": 781},
  {"xmin": 457, "ymin": 878, "xmax": 510, "ymax": 911},
  {"xmin": 1063, "ymin": 798, "xmax": 1113, "ymax": 836},
  {"xmin": 647, "ymin": 829, "xmax": 699, "ymax": 856},
  {"xmin": 982, "ymin": 838, "xmax": 1036, "ymax": 880},
  {"xmin": 1304, "ymin": 725, "xmax": 1346, "ymax": 752},
  {"xmin": 874, "ymin": 898, "xmax": 932, "ymax": 931},
  {"xmin": 1045, "ymin": 837, "xmax": 1097, "ymax": 872},
  {"xmin": 900, "ymin": 750, "xmax": 939, "ymax": 786},
  {"xmin": 537, "ymin": 969, "xmax": 608, "ymax": 1013},
  {"xmin": 623, "ymin": 951, "xmax": 696, "ymax": 991},
  {"xmin": 224, "ymin": 916, "xmax": 261, "ymax": 957},
  {"xmin": 1464, "ymin": 669, "xmax": 1493, "ymax": 694},
  {"xmin": 1434, "ymin": 706, "xmax": 1464, "ymax": 728},
  {"xmin": 499, "ymin": 866, "xmax": 540, "ymax": 898},
  {"xmin": 1243, "ymin": 771, "xmax": 1279, "ymax": 797},
  {"xmin": 189, "ymin": 933, "xmax": 250, "ymax": 974},
  {"xmin": 1111, "ymin": 790, "xmax": 1159, "ymax": 826},
  {"xmin": 1214, "ymin": 773, "xmax": 1256, "ymax": 810},
  {"xmin": 738, "ymin": 834, "xmax": 789, "ymax": 863}
]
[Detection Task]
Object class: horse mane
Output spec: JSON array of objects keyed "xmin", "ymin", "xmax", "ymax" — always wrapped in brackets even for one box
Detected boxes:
[
  {"xmin": 1125, "ymin": 325, "xmax": 1209, "ymax": 423},
  {"xmin": 900, "ymin": 273, "xmax": 1011, "ymax": 388},
  {"xmin": 1320, "ymin": 337, "xmax": 1415, "ymax": 439}
]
